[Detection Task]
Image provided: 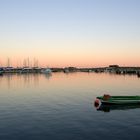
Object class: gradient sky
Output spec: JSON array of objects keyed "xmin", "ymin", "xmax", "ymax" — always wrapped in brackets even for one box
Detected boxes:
[{"xmin": 0, "ymin": 0, "xmax": 140, "ymax": 67}]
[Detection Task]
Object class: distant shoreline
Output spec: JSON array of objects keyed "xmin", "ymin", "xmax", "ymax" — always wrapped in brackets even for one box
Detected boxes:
[{"xmin": 0, "ymin": 65, "xmax": 140, "ymax": 78}]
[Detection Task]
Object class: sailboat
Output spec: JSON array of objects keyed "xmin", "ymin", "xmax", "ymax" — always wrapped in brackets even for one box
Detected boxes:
[{"xmin": 41, "ymin": 68, "xmax": 52, "ymax": 74}]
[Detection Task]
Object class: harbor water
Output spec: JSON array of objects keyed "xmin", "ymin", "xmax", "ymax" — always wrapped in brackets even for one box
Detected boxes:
[{"xmin": 0, "ymin": 72, "xmax": 140, "ymax": 140}]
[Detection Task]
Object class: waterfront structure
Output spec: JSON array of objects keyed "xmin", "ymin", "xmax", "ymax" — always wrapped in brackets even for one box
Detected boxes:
[
  {"xmin": 0, "ymin": 64, "xmax": 140, "ymax": 78},
  {"xmin": 63, "ymin": 68, "xmax": 69, "ymax": 73},
  {"xmin": 63, "ymin": 67, "xmax": 78, "ymax": 73}
]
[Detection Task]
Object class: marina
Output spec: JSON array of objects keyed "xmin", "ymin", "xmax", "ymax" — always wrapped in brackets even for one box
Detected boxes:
[{"xmin": 0, "ymin": 65, "xmax": 140, "ymax": 78}]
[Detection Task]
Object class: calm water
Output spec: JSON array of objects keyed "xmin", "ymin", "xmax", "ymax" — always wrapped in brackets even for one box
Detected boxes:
[{"xmin": 0, "ymin": 72, "xmax": 140, "ymax": 140}]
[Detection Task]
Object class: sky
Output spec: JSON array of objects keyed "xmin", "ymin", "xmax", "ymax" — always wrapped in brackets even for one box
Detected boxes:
[{"xmin": 0, "ymin": 0, "xmax": 140, "ymax": 67}]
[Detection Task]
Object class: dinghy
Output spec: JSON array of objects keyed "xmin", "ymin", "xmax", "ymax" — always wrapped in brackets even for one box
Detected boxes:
[{"xmin": 96, "ymin": 94, "xmax": 140, "ymax": 105}]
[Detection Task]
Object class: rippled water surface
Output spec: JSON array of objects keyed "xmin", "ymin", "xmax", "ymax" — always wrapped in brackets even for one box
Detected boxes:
[{"xmin": 0, "ymin": 72, "xmax": 140, "ymax": 140}]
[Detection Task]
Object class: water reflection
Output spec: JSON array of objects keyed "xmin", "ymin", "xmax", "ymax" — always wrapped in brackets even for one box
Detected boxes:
[
  {"xmin": 44, "ymin": 73, "xmax": 52, "ymax": 80},
  {"xmin": 0, "ymin": 72, "xmax": 140, "ymax": 140},
  {"xmin": 0, "ymin": 73, "xmax": 3, "ymax": 76},
  {"xmin": 0, "ymin": 73, "xmax": 53, "ymax": 89},
  {"xmin": 95, "ymin": 104, "xmax": 140, "ymax": 112}
]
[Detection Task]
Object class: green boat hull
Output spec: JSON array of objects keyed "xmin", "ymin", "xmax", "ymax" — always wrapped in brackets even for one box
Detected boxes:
[{"xmin": 97, "ymin": 96, "xmax": 140, "ymax": 105}]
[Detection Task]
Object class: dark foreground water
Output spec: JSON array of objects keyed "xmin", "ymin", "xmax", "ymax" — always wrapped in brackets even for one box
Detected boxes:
[{"xmin": 0, "ymin": 72, "xmax": 140, "ymax": 140}]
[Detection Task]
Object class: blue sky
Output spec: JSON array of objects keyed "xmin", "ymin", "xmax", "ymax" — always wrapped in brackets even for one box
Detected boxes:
[{"xmin": 0, "ymin": 0, "xmax": 140, "ymax": 67}]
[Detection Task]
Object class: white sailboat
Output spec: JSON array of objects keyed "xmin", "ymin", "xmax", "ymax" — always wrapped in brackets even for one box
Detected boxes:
[{"xmin": 41, "ymin": 68, "xmax": 52, "ymax": 74}]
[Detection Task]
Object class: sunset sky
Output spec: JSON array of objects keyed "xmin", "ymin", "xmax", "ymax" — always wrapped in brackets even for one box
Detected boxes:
[{"xmin": 0, "ymin": 0, "xmax": 140, "ymax": 67}]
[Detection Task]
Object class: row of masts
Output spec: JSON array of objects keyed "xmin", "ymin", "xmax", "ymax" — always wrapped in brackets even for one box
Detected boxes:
[{"xmin": 0, "ymin": 58, "xmax": 39, "ymax": 68}]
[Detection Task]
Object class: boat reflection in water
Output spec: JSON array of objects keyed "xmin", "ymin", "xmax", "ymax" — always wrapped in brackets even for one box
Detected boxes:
[
  {"xmin": 44, "ymin": 73, "xmax": 52, "ymax": 79},
  {"xmin": 94, "ymin": 102, "xmax": 140, "ymax": 112}
]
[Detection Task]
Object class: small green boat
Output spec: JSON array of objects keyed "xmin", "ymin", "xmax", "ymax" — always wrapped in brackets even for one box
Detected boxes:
[{"xmin": 97, "ymin": 94, "xmax": 140, "ymax": 105}]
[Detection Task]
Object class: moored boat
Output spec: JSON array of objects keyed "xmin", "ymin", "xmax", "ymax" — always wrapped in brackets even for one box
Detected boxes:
[
  {"xmin": 41, "ymin": 68, "xmax": 52, "ymax": 74},
  {"xmin": 0, "ymin": 68, "xmax": 4, "ymax": 76},
  {"xmin": 96, "ymin": 94, "xmax": 140, "ymax": 105}
]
